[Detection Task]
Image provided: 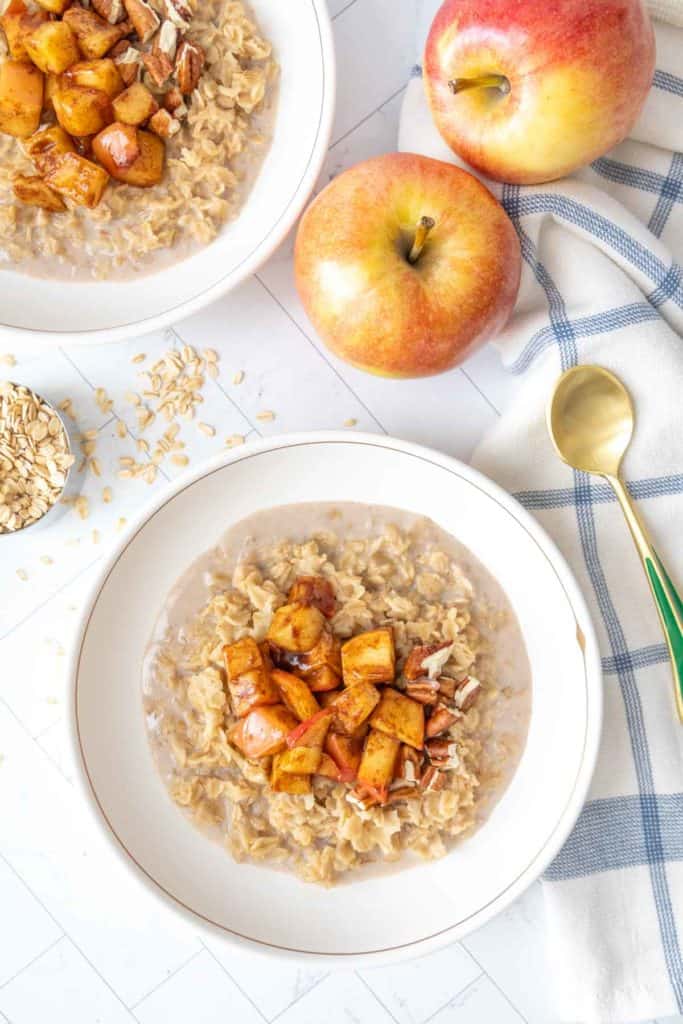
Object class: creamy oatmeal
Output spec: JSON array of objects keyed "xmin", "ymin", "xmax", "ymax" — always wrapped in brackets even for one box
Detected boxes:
[
  {"xmin": 143, "ymin": 503, "xmax": 531, "ymax": 884},
  {"xmin": 0, "ymin": 0, "xmax": 276, "ymax": 280}
]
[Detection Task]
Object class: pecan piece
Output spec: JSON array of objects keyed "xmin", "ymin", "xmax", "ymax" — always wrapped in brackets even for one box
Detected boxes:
[
  {"xmin": 420, "ymin": 764, "xmax": 446, "ymax": 792},
  {"xmin": 436, "ymin": 675, "xmax": 457, "ymax": 701},
  {"xmin": 143, "ymin": 49, "xmax": 173, "ymax": 87},
  {"xmin": 425, "ymin": 738, "xmax": 459, "ymax": 769},
  {"xmin": 92, "ymin": 0, "xmax": 127, "ymax": 24},
  {"xmin": 347, "ymin": 787, "xmax": 380, "ymax": 811},
  {"xmin": 154, "ymin": 18, "xmax": 177, "ymax": 60},
  {"xmin": 404, "ymin": 678, "xmax": 439, "ymax": 705},
  {"xmin": 425, "ymin": 702, "xmax": 461, "ymax": 739},
  {"xmin": 123, "ymin": 0, "xmax": 159, "ymax": 42},
  {"xmin": 148, "ymin": 106, "xmax": 179, "ymax": 137},
  {"xmin": 175, "ymin": 36, "xmax": 204, "ymax": 94},
  {"xmin": 454, "ymin": 676, "xmax": 482, "ymax": 712},
  {"xmin": 403, "ymin": 642, "xmax": 452, "ymax": 681},
  {"xmin": 164, "ymin": 0, "xmax": 191, "ymax": 27},
  {"xmin": 396, "ymin": 744, "xmax": 422, "ymax": 784},
  {"xmin": 163, "ymin": 84, "xmax": 187, "ymax": 117},
  {"xmin": 111, "ymin": 42, "xmax": 142, "ymax": 84}
]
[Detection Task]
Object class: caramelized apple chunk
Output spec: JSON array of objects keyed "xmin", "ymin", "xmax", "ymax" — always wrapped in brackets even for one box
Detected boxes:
[
  {"xmin": 370, "ymin": 687, "xmax": 425, "ymax": 749},
  {"xmin": 13, "ymin": 174, "xmax": 65, "ymax": 211},
  {"xmin": 356, "ymin": 729, "xmax": 401, "ymax": 804},
  {"xmin": 0, "ymin": 0, "xmax": 48, "ymax": 61},
  {"xmin": 222, "ymin": 637, "xmax": 279, "ymax": 719},
  {"xmin": 288, "ymin": 575, "xmax": 337, "ymax": 619},
  {"xmin": 324, "ymin": 732, "xmax": 362, "ymax": 782},
  {"xmin": 24, "ymin": 124, "xmax": 75, "ymax": 174},
  {"xmin": 330, "ymin": 680, "xmax": 380, "ymax": 735},
  {"xmin": 271, "ymin": 669, "xmax": 320, "ymax": 722},
  {"xmin": 279, "ymin": 708, "xmax": 333, "ymax": 774},
  {"xmin": 54, "ymin": 84, "xmax": 113, "ymax": 136},
  {"xmin": 266, "ymin": 602, "xmax": 325, "ymax": 653},
  {"xmin": 229, "ymin": 704, "xmax": 298, "ymax": 760},
  {"xmin": 24, "ymin": 21, "xmax": 80, "ymax": 74},
  {"xmin": 44, "ymin": 151, "xmax": 109, "ymax": 208},
  {"xmin": 0, "ymin": 60, "xmax": 44, "ymax": 138},
  {"xmin": 92, "ymin": 125, "xmax": 164, "ymax": 185},
  {"xmin": 341, "ymin": 627, "xmax": 395, "ymax": 686},
  {"xmin": 63, "ymin": 5, "xmax": 131, "ymax": 60},
  {"xmin": 111, "ymin": 80, "xmax": 158, "ymax": 125},
  {"xmin": 270, "ymin": 754, "xmax": 310, "ymax": 794},
  {"xmin": 63, "ymin": 59, "xmax": 125, "ymax": 98}
]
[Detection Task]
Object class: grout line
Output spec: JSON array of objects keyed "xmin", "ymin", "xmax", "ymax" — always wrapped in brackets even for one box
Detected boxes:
[
  {"xmin": 0, "ymin": 553, "xmax": 104, "ymax": 643},
  {"xmin": 459, "ymin": 367, "xmax": 502, "ymax": 417},
  {"xmin": 331, "ymin": 0, "xmax": 359, "ymax": 19},
  {"xmin": 199, "ymin": 941, "xmax": 269, "ymax": 1022},
  {"xmin": 0, "ymin": 935, "xmax": 65, "ymax": 992},
  {"xmin": 355, "ymin": 971, "xmax": 402, "ymax": 1024},
  {"xmin": 168, "ymin": 326, "xmax": 261, "ymax": 438},
  {"xmin": 422, "ymin": 969, "xmax": 486, "ymax": 1024},
  {"xmin": 460, "ymin": 945, "xmax": 530, "ymax": 1023},
  {"xmin": 0, "ymin": 856, "xmax": 137, "ymax": 1021},
  {"xmin": 254, "ymin": 276, "xmax": 387, "ymax": 434},
  {"xmin": 129, "ymin": 948, "xmax": 203, "ymax": 1010},
  {"xmin": 330, "ymin": 83, "xmax": 407, "ymax": 150}
]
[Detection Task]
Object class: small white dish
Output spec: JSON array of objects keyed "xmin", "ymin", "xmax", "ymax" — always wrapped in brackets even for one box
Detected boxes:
[
  {"xmin": 70, "ymin": 433, "xmax": 602, "ymax": 964},
  {"xmin": 0, "ymin": 0, "xmax": 334, "ymax": 346}
]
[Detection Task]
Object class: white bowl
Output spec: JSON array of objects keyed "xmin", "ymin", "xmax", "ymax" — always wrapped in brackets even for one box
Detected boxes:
[
  {"xmin": 0, "ymin": 0, "xmax": 334, "ymax": 346},
  {"xmin": 70, "ymin": 433, "xmax": 602, "ymax": 965}
]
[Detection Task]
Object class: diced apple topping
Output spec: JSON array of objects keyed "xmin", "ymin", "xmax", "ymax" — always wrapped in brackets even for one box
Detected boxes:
[
  {"xmin": 54, "ymin": 84, "xmax": 113, "ymax": 137},
  {"xmin": 341, "ymin": 627, "xmax": 395, "ymax": 686},
  {"xmin": 92, "ymin": 124, "xmax": 164, "ymax": 185},
  {"xmin": 330, "ymin": 680, "xmax": 380, "ymax": 736},
  {"xmin": 271, "ymin": 668, "xmax": 319, "ymax": 722},
  {"xmin": 271, "ymin": 754, "xmax": 311, "ymax": 795},
  {"xmin": 229, "ymin": 704, "xmax": 298, "ymax": 760},
  {"xmin": 1, "ymin": 1, "xmax": 48, "ymax": 61},
  {"xmin": 112, "ymin": 80, "xmax": 158, "ymax": 124},
  {"xmin": 44, "ymin": 151, "xmax": 109, "ymax": 207},
  {"xmin": 324, "ymin": 732, "xmax": 362, "ymax": 782},
  {"xmin": 63, "ymin": 5, "xmax": 130, "ymax": 60},
  {"xmin": 369, "ymin": 687, "xmax": 425, "ymax": 749},
  {"xmin": 13, "ymin": 174, "xmax": 65, "ymax": 211},
  {"xmin": 24, "ymin": 21, "xmax": 80, "ymax": 74},
  {"xmin": 24, "ymin": 124, "xmax": 75, "ymax": 173},
  {"xmin": 356, "ymin": 729, "xmax": 401, "ymax": 804},
  {"xmin": 223, "ymin": 637, "xmax": 280, "ymax": 719},
  {"xmin": 64, "ymin": 59, "xmax": 125, "ymax": 98},
  {"xmin": 0, "ymin": 59, "xmax": 43, "ymax": 138},
  {"xmin": 288, "ymin": 575, "xmax": 337, "ymax": 619},
  {"xmin": 266, "ymin": 602, "xmax": 325, "ymax": 653}
]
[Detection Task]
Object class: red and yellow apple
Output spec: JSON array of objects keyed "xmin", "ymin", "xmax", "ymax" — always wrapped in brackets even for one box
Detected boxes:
[
  {"xmin": 294, "ymin": 153, "xmax": 521, "ymax": 378},
  {"xmin": 424, "ymin": 0, "xmax": 655, "ymax": 185}
]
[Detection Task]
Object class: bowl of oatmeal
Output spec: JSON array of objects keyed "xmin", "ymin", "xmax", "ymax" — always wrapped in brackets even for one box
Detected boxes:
[
  {"xmin": 70, "ymin": 433, "xmax": 602, "ymax": 962},
  {"xmin": 0, "ymin": 0, "xmax": 334, "ymax": 344}
]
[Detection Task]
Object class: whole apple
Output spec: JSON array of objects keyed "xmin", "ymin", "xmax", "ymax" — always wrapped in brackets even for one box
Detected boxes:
[
  {"xmin": 294, "ymin": 153, "xmax": 521, "ymax": 378},
  {"xmin": 424, "ymin": 0, "xmax": 655, "ymax": 185}
]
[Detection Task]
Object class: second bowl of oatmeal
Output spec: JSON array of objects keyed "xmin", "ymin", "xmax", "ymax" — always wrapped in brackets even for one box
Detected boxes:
[
  {"xmin": 0, "ymin": 0, "xmax": 334, "ymax": 344},
  {"xmin": 70, "ymin": 433, "xmax": 602, "ymax": 963}
]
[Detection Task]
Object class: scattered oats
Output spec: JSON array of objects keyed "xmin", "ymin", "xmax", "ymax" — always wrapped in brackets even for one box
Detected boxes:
[
  {"xmin": 131, "ymin": 353, "xmax": 146, "ymax": 364},
  {"xmin": 343, "ymin": 418, "xmax": 358, "ymax": 428},
  {"xmin": 118, "ymin": 469, "xmax": 134, "ymax": 479},
  {"xmin": 81, "ymin": 429, "xmax": 98, "ymax": 440},
  {"xmin": 116, "ymin": 517, "xmax": 127, "ymax": 530},
  {"xmin": 94, "ymin": 387, "xmax": 113, "ymax": 414},
  {"xmin": 119, "ymin": 456, "xmax": 135, "ymax": 467},
  {"xmin": 80, "ymin": 440, "xmax": 96, "ymax": 457},
  {"xmin": 0, "ymin": 382, "xmax": 74, "ymax": 533},
  {"xmin": 92, "ymin": 529, "xmax": 101, "ymax": 544},
  {"xmin": 198, "ymin": 422, "xmax": 215, "ymax": 437},
  {"xmin": 16, "ymin": 568, "xmax": 28, "ymax": 581},
  {"xmin": 0, "ymin": 353, "xmax": 16, "ymax": 367},
  {"xmin": 90, "ymin": 458, "xmax": 102, "ymax": 477},
  {"xmin": 171, "ymin": 454, "xmax": 189, "ymax": 467},
  {"xmin": 102, "ymin": 486, "xmax": 113, "ymax": 503},
  {"xmin": 125, "ymin": 391, "xmax": 141, "ymax": 406},
  {"xmin": 256, "ymin": 410, "xmax": 275, "ymax": 422},
  {"xmin": 75, "ymin": 496, "xmax": 89, "ymax": 520},
  {"xmin": 116, "ymin": 419, "xmax": 127, "ymax": 439},
  {"xmin": 137, "ymin": 438, "xmax": 150, "ymax": 454},
  {"xmin": 232, "ymin": 370, "xmax": 244, "ymax": 386},
  {"xmin": 40, "ymin": 555, "xmax": 53, "ymax": 565},
  {"xmin": 144, "ymin": 464, "xmax": 157, "ymax": 484},
  {"xmin": 206, "ymin": 363, "xmax": 219, "ymax": 380},
  {"xmin": 58, "ymin": 398, "xmax": 76, "ymax": 420},
  {"xmin": 226, "ymin": 434, "xmax": 245, "ymax": 448},
  {"xmin": 202, "ymin": 348, "xmax": 218, "ymax": 363}
]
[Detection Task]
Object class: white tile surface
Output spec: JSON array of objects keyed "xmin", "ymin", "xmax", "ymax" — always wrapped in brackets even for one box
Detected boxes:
[{"xmin": 0, "ymin": 2, "xmax": 591, "ymax": 1023}]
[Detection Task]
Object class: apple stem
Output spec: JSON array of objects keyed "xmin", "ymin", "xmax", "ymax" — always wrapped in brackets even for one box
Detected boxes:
[
  {"xmin": 408, "ymin": 216, "xmax": 435, "ymax": 264},
  {"xmin": 448, "ymin": 74, "xmax": 510, "ymax": 96}
]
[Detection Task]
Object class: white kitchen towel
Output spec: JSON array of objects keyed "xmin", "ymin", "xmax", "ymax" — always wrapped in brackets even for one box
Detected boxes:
[{"xmin": 401, "ymin": 4, "xmax": 683, "ymax": 1024}]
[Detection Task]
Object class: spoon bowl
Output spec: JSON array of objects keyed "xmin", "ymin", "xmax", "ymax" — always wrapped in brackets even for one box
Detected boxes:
[{"xmin": 548, "ymin": 365, "xmax": 634, "ymax": 477}]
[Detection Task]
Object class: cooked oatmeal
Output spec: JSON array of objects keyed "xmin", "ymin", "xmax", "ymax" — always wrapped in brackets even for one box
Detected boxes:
[
  {"xmin": 0, "ymin": 0, "xmax": 277, "ymax": 280},
  {"xmin": 143, "ymin": 503, "xmax": 531, "ymax": 884}
]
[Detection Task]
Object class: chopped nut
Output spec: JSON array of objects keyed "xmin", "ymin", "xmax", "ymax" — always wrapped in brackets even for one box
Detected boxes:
[
  {"xmin": 92, "ymin": 0, "xmax": 126, "ymax": 23},
  {"xmin": 404, "ymin": 679, "xmax": 440, "ymax": 705},
  {"xmin": 437, "ymin": 676, "xmax": 457, "ymax": 701},
  {"xmin": 142, "ymin": 50, "xmax": 173, "ymax": 87},
  {"xmin": 454, "ymin": 676, "xmax": 482, "ymax": 711},
  {"xmin": 148, "ymin": 106, "xmax": 180, "ymax": 137},
  {"xmin": 123, "ymin": 0, "xmax": 159, "ymax": 42},
  {"xmin": 112, "ymin": 43, "xmax": 142, "ymax": 85},
  {"xmin": 425, "ymin": 703, "xmax": 461, "ymax": 739},
  {"xmin": 396, "ymin": 744, "xmax": 422, "ymax": 784},
  {"xmin": 163, "ymin": 0, "xmax": 190, "ymax": 28},
  {"xmin": 420, "ymin": 764, "xmax": 446, "ymax": 792},
  {"xmin": 425, "ymin": 738, "xmax": 459, "ymax": 769},
  {"xmin": 175, "ymin": 37, "xmax": 204, "ymax": 94},
  {"xmin": 154, "ymin": 17, "xmax": 177, "ymax": 59},
  {"xmin": 404, "ymin": 642, "xmax": 453, "ymax": 681}
]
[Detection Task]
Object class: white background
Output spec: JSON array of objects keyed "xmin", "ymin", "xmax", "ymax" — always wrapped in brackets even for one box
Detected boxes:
[{"xmin": 1, "ymin": 1, "xmax": 680, "ymax": 1021}]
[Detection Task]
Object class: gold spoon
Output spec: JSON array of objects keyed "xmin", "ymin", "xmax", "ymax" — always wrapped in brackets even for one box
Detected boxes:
[{"xmin": 548, "ymin": 364, "xmax": 683, "ymax": 722}]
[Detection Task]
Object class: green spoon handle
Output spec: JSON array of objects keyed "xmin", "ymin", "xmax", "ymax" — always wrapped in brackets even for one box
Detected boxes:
[{"xmin": 609, "ymin": 474, "xmax": 683, "ymax": 722}]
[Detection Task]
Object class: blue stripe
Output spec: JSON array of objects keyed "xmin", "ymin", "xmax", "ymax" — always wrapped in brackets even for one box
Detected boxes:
[
  {"xmin": 649, "ymin": 153, "xmax": 683, "ymax": 239},
  {"xmin": 648, "ymin": 260, "xmax": 683, "ymax": 309},
  {"xmin": 515, "ymin": 473, "xmax": 683, "ymax": 510},
  {"xmin": 574, "ymin": 463, "xmax": 683, "ymax": 1005},
  {"xmin": 591, "ymin": 157, "xmax": 675, "ymax": 197},
  {"xmin": 509, "ymin": 302, "xmax": 658, "ymax": 375},
  {"xmin": 654, "ymin": 68, "xmax": 683, "ymax": 97},
  {"xmin": 546, "ymin": 794, "xmax": 683, "ymax": 880},
  {"xmin": 410, "ymin": 63, "xmax": 423, "ymax": 79},
  {"xmin": 602, "ymin": 643, "xmax": 669, "ymax": 676}
]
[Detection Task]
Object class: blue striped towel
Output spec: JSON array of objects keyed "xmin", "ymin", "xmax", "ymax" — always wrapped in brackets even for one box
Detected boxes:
[{"xmin": 401, "ymin": 3, "xmax": 683, "ymax": 1022}]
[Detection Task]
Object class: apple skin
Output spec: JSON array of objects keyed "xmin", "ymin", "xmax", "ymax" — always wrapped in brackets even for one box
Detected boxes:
[
  {"xmin": 294, "ymin": 153, "xmax": 521, "ymax": 379},
  {"xmin": 424, "ymin": 0, "xmax": 655, "ymax": 185}
]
